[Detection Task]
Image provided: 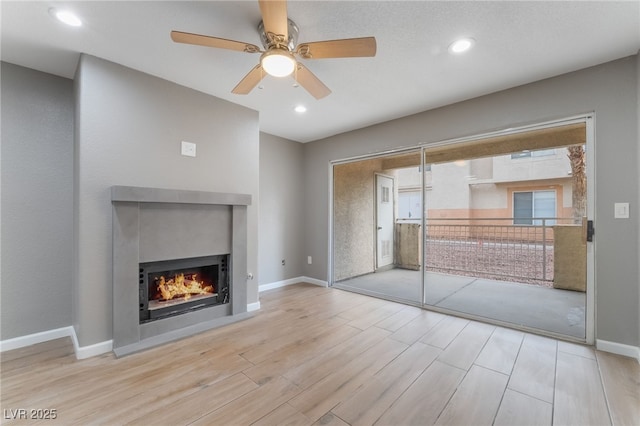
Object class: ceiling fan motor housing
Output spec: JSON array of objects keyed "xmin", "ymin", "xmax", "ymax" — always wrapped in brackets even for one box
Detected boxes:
[{"xmin": 258, "ymin": 18, "xmax": 299, "ymax": 51}]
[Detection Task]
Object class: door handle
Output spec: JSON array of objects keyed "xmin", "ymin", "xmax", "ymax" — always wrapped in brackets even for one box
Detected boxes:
[{"xmin": 377, "ymin": 226, "xmax": 382, "ymax": 230}]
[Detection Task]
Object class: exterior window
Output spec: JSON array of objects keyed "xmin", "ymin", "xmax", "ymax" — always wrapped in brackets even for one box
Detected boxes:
[
  {"xmin": 398, "ymin": 191, "xmax": 421, "ymax": 219},
  {"xmin": 511, "ymin": 149, "xmax": 555, "ymax": 159},
  {"xmin": 513, "ymin": 190, "xmax": 556, "ymax": 225}
]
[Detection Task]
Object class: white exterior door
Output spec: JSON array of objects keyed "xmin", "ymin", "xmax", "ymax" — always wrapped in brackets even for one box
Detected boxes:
[{"xmin": 376, "ymin": 174, "xmax": 394, "ymax": 269}]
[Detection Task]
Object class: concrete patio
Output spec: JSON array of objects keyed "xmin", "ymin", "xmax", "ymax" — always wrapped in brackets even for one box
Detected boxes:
[{"xmin": 334, "ymin": 268, "xmax": 586, "ymax": 339}]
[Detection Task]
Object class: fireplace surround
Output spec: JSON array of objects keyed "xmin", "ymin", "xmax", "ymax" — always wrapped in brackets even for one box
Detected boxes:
[{"xmin": 111, "ymin": 186, "xmax": 251, "ymax": 357}]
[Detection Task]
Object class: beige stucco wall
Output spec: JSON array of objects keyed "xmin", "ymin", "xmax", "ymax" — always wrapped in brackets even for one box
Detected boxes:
[
  {"xmin": 427, "ymin": 162, "xmax": 472, "ymax": 209},
  {"xmin": 396, "ymin": 149, "xmax": 575, "ymax": 221},
  {"xmin": 333, "ymin": 158, "xmax": 384, "ymax": 281},
  {"xmin": 492, "ymin": 149, "xmax": 571, "ymax": 182}
]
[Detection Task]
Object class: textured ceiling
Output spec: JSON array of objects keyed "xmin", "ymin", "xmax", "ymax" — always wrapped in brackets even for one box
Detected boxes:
[{"xmin": 2, "ymin": 1, "xmax": 639, "ymax": 142}]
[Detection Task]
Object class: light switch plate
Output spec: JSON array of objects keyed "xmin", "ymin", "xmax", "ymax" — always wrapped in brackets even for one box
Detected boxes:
[
  {"xmin": 614, "ymin": 202, "xmax": 629, "ymax": 219},
  {"xmin": 181, "ymin": 141, "xmax": 196, "ymax": 157}
]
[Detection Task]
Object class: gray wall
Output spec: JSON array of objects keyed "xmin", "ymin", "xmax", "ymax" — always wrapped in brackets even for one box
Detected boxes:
[
  {"xmin": 302, "ymin": 56, "xmax": 639, "ymax": 348},
  {"xmin": 2, "ymin": 54, "xmax": 638, "ymax": 351},
  {"xmin": 74, "ymin": 55, "xmax": 259, "ymax": 346},
  {"xmin": 259, "ymin": 133, "xmax": 305, "ymax": 284},
  {"xmin": 1, "ymin": 62, "xmax": 74, "ymax": 339}
]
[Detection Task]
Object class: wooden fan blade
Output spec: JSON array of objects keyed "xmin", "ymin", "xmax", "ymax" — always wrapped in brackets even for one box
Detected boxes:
[
  {"xmin": 296, "ymin": 37, "xmax": 377, "ymax": 59},
  {"xmin": 295, "ymin": 64, "xmax": 331, "ymax": 99},
  {"xmin": 259, "ymin": 0, "xmax": 288, "ymax": 41},
  {"xmin": 171, "ymin": 31, "xmax": 261, "ymax": 53},
  {"xmin": 232, "ymin": 65, "xmax": 264, "ymax": 95}
]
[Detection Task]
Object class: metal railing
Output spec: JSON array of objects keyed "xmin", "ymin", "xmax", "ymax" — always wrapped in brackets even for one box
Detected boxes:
[{"xmin": 424, "ymin": 217, "xmax": 578, "ymax": 286}]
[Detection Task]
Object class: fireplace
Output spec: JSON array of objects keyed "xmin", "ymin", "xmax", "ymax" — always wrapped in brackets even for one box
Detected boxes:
[
  {"xmin": 139, "ymin": 254, "xmax": 229, "ymax": 323},
  {"xmin": 111, "ymin": 186, "xmax": 251, "ymax": 357}
]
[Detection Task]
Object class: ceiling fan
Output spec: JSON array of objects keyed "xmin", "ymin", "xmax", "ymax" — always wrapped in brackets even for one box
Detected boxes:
[{"xmin": 170, "ymin": 0, "xmax": 376, "ymax": 99}]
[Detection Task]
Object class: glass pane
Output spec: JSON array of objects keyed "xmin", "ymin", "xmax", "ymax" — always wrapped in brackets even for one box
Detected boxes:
[
  {"xmin": 332, "ymin": 151, "xmax": 423, "ymax": 304},
  {"xmin": 423, "ymin": 139, "xmax": 586, "ymax": 341},
  {"xmin": 511, "ymin": 151, "xmax": 531, "ymax": 159},
  {"xmin": 533, "ymin": 190, "xmax": 556, "ymax": 225},
  {"xmin": 398, "ymin": 191, "xmax": 421, "ymax": 219},
  {"xmin": 532, "ymin": 149, "xmax": 555, "ymax": 157},
  {"xmin": 514, "ymin": 192, "xmax": 533, "ymax": 225}
]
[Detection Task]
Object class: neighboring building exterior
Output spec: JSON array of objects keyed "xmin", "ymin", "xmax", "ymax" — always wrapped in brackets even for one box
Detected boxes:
[{"xmin": 397, "ymin": 147, "xmax": 576, "ymax": 225}]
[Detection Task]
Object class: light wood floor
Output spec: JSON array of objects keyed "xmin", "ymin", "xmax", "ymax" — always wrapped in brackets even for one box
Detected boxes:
[{"xmin": 1, "ymin": 283, "xmax": 638, "ymax": 425}]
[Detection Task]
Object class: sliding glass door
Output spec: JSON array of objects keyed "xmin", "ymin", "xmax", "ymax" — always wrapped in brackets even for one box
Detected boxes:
[
  {"xmin": 331, "ymin": 150, "xmax": 423, "ymax": 305},
  {"xmin": 422, "ymin": 121, "xmax": 591, "ymax": 340},
  {"xmin": 330, "ymin": 117, "xmax": 593, "ymax": 343}
]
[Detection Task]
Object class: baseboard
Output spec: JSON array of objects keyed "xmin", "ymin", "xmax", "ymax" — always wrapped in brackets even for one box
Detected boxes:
[
  {"xmin": 1, "ymin": 326, "xmax": 112, "ymax": 360},
  {"xmin": 70, "ymin": 332, "xmax": 113, "ymax": 360},
  {"xmin": 259, "ymin": 277, "xmax": 302, "ymax": 292},
  {"xmin": 259, "ymin": 276, "xmax": 328, "ymax": 292},
  {"xmin": 596, "ymin": 339, "xmax": 640, "ymax": 362},
  {"xmin": 0, "ymin": 326, "xmax": 75, "ymax": 352},
  {"xmin": 247, "ymin": 301, "xmax": 261, "ymax": 312},
  {"xmin": 300, "ymin": 276, "xmax": 329, "ymax": 287}
]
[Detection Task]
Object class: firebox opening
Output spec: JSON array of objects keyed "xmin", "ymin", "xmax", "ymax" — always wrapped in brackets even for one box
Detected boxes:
[{"xmin": 139, "ymin": 254, "xmax": 229, "ymax": 323}]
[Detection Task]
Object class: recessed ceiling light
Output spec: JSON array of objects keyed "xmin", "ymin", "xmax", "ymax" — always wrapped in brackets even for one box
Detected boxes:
[
  {"xmin": 49, "ymin": 8, "xmax": 82, "ymax": 27},
  {"xmin": 449, "ymin": 38, "xmax": 475, "ymax": 54},
  {"xmin": 294, "ymin": 105, "xmax": 307, "ymax": 113}
]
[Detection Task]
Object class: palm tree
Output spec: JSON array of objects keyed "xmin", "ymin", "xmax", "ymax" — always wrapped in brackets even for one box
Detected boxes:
[{"xmin": 567, "ymin": 145, "xmax": 586, "ymax": 222}]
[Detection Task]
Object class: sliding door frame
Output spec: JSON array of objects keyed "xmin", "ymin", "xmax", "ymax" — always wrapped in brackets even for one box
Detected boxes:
[{"xmin": 328, "ymin": 113, "xmax": 595, "ymax": 344}]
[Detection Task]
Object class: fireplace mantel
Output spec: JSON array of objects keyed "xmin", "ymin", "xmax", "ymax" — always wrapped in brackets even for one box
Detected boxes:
[
  {"xmin": 111, "ymin": 185, "xmax": 251, "ymax": 206},
  {"xmin": 111, "ymin": 186, "xmax": 251, "ymax": 357}
]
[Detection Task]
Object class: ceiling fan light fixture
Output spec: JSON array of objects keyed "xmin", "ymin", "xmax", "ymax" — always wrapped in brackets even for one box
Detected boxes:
[{"xmin": 261, "ymin": 50, "xmax": 296, "ymax": 77}]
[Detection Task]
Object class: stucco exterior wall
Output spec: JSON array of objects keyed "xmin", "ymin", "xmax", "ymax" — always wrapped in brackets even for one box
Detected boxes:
[{"xmin": 333, "ymin": 159, "xmax": 382, "ymax": 281}]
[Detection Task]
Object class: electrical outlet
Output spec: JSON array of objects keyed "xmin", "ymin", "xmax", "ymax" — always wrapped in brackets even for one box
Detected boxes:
[
  {"xmin": 281, "ymin": 259, "xmax": 285, "ymax": 266},
  {"xmin": 181, "ymin": 141, "xmax": 196, "ymax": 157},
  {"xmin": 307, "ymin": 256, "xmax": 312, "ymax": 265}
]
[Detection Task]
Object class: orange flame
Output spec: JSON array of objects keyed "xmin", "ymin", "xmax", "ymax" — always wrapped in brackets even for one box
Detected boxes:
[{"xmin": 155, "ymin": 273, "xmax": 214, "ymax": 301}]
